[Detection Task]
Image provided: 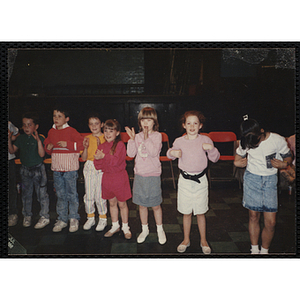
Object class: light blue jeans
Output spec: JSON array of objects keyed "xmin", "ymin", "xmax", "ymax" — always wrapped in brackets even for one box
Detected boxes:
[
  {"xmin": 20, "ymin": 163, "xmax": 49, "ymax": 218},
  {"xmin": 53, "ymin": 171, "xmax": 80, "ymax": 223}
]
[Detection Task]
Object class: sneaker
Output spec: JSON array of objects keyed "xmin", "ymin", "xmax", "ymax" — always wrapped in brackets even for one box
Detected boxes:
[
  {"xmin": 83, "ymin": 217, "xmax": 95, "ymax": 230},
  {"xmin": 8, "ymin": 214, "xmax": 18, "ymax": 227},
  {"xmin": 137, "ymin": 229, "xmax": 149, "ymax": 243},
  {"xmin": 157, "ymin": 230, "xmax": 167, "ymax": 245},
  {"xmin": 53, "ymin": 220, "xmax": 67, "ymax": 232},
  {"xmin": 69, "ymin": 218, "xmax": 79, "ymax": 233},
  {"xmin": 96, "ymin": 218, "xmax": 107, "ymax": 231},
  {"xmin": 34, "ymin": 216, "xmax": 50, "ymax": 229},
  {"xmin": 23, "ymin": 216, "xmax": 31, "ymax": 227}
]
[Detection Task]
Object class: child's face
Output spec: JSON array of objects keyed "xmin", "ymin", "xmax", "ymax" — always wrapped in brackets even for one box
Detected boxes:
[
  {"xmin": 183, "ymin": 115, "xmax": 202, "ymax": 138},
  {"xmin": 53, "ymin": 110, "xmax": 69, "ymax": 130},
  {"xmin": 104, "ymin": 127, "xmax": 119, "ymax": 143},
  {"xmin": 88, "ymin": 118, "xmax": 102, "ymax": 135},
  {"xmin": 140, "ymin": 118, "xmax": 154, "ymax": 133},
  {"xmin": 22, "ymin": 118, "xmax": 38, "ymax": 136}
]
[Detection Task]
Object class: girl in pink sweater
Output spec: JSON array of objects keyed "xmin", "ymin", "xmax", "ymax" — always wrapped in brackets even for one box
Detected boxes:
[
  {"xmin": 167, "ymin": 111, "xmax": 220, "ymax": 254},
  {"xmin": 125, "ymin": 107, "xmax": 166, "ymax": 245}
]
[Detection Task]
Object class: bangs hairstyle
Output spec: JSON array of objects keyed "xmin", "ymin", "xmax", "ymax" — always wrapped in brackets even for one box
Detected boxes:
[
  {"xmin": 104, "ymin": 119, "xmax": 121, "ymax": 154},
  {"xmin": 180, "ymin": 110, "xmax": 206, "ymax": 132},
  {"xmin": 138, "ymin": 107, "xmax": 159, "ymax": 132},
  {"xmin": 53, "ymin": 105, "xmax": 69, "ymax": 118},
  {"xmin": 87, "ymin": 112, "xmax": 102, "ymax": 123},
  {"xmin": 240, "ymin": 118, "xmax": 265, "ymax": 149}
]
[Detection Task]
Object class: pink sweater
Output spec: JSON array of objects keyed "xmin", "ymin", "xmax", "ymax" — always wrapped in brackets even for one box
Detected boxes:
[
  {"xmin": 127, "ymin": 131, "xmax": 162, "ymax": 177},
  {"xmin": 167, "ymin": 134, "xmax": 220, "ymax": 173}
]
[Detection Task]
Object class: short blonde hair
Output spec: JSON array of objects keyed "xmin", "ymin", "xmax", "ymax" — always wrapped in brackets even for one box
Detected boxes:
[{"xmin": 138, "ymin": 107, "xmax": 159, "ymax": 132}]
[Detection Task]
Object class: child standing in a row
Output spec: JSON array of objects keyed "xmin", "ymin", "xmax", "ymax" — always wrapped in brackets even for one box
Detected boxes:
[
  {"xmin": 81, "ymin": 114, "xmax": 107, "ymax": 231},
  {"xmin": 167, "ymin": 111, "xmax": 220, "ymax": 254},
  {"xmin": 126, "ymin": 107, "xmax": 166, "ymax": 245},
  {"xmin": 234, "ymin": 116, "xmax": 292, "ymax": 254},
  {"xmin": 94, "ymin": 119, "xmax": 132, "ymax": 239},
  {"xmin": 44, "ymin": 106, "xmax": 84, "ymax": 233}
]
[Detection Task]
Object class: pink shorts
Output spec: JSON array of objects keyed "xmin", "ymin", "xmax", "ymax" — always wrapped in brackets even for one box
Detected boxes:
[{"xmin": 102, "ymin": 171, "xmax": 132, "ymax": 202}]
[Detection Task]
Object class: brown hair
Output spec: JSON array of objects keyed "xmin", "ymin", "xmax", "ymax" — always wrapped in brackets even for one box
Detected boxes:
[
  {"xmin": 180, "ymin": 110, "xmax": 206, "ymax": 132},
  {"xmin": 103, "ymin": 119, "xmax": 121, "ymax": 154},
  {"xmin": 138, "ymin": 107, "xmax": 159, "ymax": 132}
]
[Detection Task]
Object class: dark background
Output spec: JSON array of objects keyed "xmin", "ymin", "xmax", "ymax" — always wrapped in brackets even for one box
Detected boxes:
[{"xmin": 8, "ymin": 47, "xmax": 296, "ymax": 144}]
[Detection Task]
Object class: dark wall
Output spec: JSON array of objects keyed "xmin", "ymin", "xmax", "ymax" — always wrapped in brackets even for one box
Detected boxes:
[{"xmin": 9, "ymin": 48, "xmax": 295, "ymax": 144}]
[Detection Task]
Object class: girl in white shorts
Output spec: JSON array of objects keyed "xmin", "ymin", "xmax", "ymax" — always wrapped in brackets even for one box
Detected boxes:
[{"xmin": 167, "ymin": 110, "xmax": 220, "ymax": 254}]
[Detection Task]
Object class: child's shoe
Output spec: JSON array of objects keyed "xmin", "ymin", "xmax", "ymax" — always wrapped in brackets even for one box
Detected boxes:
[
  {"xmin": 23, "ymin": 216, "xmax": 31, "ymax": 227},
  {"xmin": 69, "ymin": 218, "xmax": 79, "ymax": 233},
  {"xmin": 8, "ymin": 214, "xmax": 18, "ymax": 227},
  {"xmin": 250, "ymin": 245, "xmax": 260, "ymax": 254},
  {"xmin": 157, "ymin": 224, "xmax": 167, "ymax": 245},
  {"xmin": 122, "ymin": 223, "xmax": 132, "ymax": 239},
  {"xmin": 96, "ymin": 218, "xmax": 107, "ymax": 231},
  {"xmin": 177, "ymin": 242, "xmax": 190, "ymax": 253},
  {"xmin": 104, "ymin": 222, "xmax": 120, "ymax": 237},
  {"xmin": 53, "ymin": 220, "xmax": 67, "ymax": 232},
  {"xmin": 34, "ymin": 216, "xmax": 50, "ymax": 229},
  {"xmin": 83, "ymin": 217, "xmax": 95, "ymax": 230},
  {"xmin": 137, "ymin": 229, "xmax": 149, "ymax": 243},
  {"xmin": 201, "ymin": 244, "xmax": 211, "ymax": 255}
]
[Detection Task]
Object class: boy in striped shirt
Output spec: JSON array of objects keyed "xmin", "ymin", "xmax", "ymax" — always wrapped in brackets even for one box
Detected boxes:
[{"xmin": 44, "ymin": 106, "xmax": 84, "ymax": 233}]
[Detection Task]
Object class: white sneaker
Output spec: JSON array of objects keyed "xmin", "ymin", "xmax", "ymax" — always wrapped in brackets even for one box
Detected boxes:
[
  {"xmin": 8, "ymin": 214, "xmax": 18, "ymax": 227},
  {"xmin": 53, "ymin": 220, "xmax": 67, "ymax": 232},
  {"xmin": 34, "ymin": 216, "xmax": 50, "ymax": 229},
  {"xmin": 23, "ymin": 216, "xmax": 31, "ymax": 227},
  {"xmin": 137, "ymin": 230, "xmax": 149, "ymax": 243},
  {"xmin": 96, "ymin": 218, "xmax": 107, "ymax": 231},
  {"xmin": 157, "ymin": 230, "xmax": 167, "ymax": 245},
  {"xmin": 69, "ymin": 218, "xmax": 79, "ymax": 233},
  {"xmin": 83, "ymin": 217, "xmax": 95, "ymax": 230}
]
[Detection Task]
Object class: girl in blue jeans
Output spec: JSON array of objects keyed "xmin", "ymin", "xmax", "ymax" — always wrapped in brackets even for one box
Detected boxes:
[{"xmin": 234, "ymin": 116, "xmax": 292, "ymax": 254}]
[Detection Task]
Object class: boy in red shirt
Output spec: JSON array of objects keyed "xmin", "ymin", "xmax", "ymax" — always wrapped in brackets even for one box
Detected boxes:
[{"xmin": 44, "ymin": 106, "xmax": 84, "ymax": 233}]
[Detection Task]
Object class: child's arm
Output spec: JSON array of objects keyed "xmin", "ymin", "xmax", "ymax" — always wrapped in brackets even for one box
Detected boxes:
[
  {"xmin": 8, "ymin": 131, "xmax": 18, "ymax": 154},
  {"xmin": 167, "ymin": 139, "xmax": 181, "ymax": 159},
  {"xmin": 125, "ymin": 127, "xmax": 138, "ymax": 158},
  {"xmin": 81, "ymin": 137, "xmax": 89, "ymax": 161},
  {"xmin": 271, "ymin": 157, "xmax": 292, "ymax": 169},
  {"xmin": 234, "ymin": 154, "xmax": 247, "ymax": 168},
  {"xmin": 203, "ymin": 142, "xmax": 220, "ymax": 162},
  {"xmin": 32, "ymin": 130, "xmax": 45, "ymax": 158}
]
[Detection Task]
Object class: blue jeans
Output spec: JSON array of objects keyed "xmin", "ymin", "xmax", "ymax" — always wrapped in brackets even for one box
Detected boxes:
[
  {"xmin": 53, "ymin": 171, "xmax": 80, "ymax": 223},
  {"xmin": 20, "ymin": 163, "xmax": 50, "ymax": 218}
]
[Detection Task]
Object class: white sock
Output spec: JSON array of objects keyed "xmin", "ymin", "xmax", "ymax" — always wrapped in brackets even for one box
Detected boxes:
[
  {"xmin": 111, "ymin": 221, "xmax": 119, "ymax": 231},
  {"xmin": 260, "ymin": 247, "xmax": 269, "ymax": 254},
  {"xmin": 122, "ymin": 222, "xmax": 130, "ymax": 234},
  {"xmin": 251, "ymin": 245, "xmax": 260, "ymax": 254},
  {"xmin": 156, "ymin": 224, "xmax": 164, "ymax": 232},
  {"xmin": 142, "ymin": 224, "xmax": 149, "ymax": 233}
]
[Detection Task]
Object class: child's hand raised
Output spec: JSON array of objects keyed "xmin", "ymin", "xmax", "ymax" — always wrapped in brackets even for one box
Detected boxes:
[
  {"xmin": 170, "ymin": 149, "xmax": 182, "ymax": 158},
  {"xmin": 32, "ymin": 130, "xmax": 41, "ymax": 141},
  {"xmin": 94, "ymin": 149, "xmax": 105, "ymax": 160},
  {"xmin": 83, "ymin": 137, "xmax": 89, "ymax": 148},
  {"xmin": 202, "ymin": 143, "xmax": 213, "ymax": 151},
  {"xmin": 125, "ymin": 126, "xmax": 135, "ymax": 140}
]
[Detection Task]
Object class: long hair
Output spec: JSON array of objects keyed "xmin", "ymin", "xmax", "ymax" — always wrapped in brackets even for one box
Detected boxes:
[
  {"xmin": 180, "ymin": 110, "xmax": 206, "ymax": 133},
  {"xmin": 240, "ymin": 118, "xmax": 265, "ymax": 149},
  {"xmin": 138, "ymin": 107, "xmax": 159, "ymax": 132},
  {"xmin": 104, "ymin": 119, "xmax": 121, "ymax": 154}
]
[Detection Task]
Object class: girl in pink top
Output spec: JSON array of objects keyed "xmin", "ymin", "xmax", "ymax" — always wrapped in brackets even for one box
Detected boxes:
[
  {"xmin": 167, "ymin": 111, "xmax": 220, "ymax": 254},
  {"xmin": 125, "ymin": 107, "xmax": 166, "ymax": 245},
  {"xmin": 94, "ymin": 119, "xmax": 132, "ymax": 240}
]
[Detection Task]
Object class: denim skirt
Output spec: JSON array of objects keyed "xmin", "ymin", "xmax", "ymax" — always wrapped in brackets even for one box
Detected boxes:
[
  {"xmin": 133, "ymin": 175, "xmax": 162, "ymax": 207},
  {"xmin": 243, "ymin": 170, "xmax": 278, "ymax": 212}
]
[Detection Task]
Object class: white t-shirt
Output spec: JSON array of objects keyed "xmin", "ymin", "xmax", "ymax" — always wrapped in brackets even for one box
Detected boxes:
[{"xmin": 236, "ymin": 132, "xmax": 291, "ymax": 176}]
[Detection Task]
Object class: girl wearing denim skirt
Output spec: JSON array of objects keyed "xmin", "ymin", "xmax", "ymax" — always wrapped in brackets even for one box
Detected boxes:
[
  {"xmin": 234, "ymin": 116, "xmax": 292, "ymax": 254},
  {"xmin": 125, "ymin": 107, "xmax": 166, "ymax": 245}
]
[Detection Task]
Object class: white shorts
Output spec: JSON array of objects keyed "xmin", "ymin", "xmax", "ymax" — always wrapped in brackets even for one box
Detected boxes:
[{"xmin": 177, "ymin": 173, "xmax": 209, "ymax": 215}]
